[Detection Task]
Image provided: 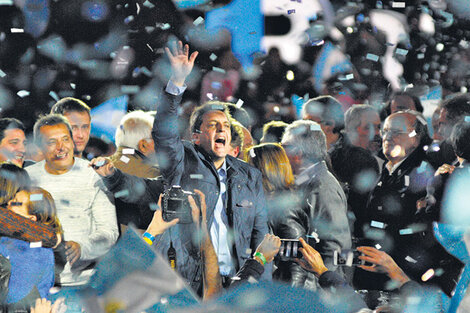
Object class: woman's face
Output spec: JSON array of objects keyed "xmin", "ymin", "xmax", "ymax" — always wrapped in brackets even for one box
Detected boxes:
[{"xmin": 8, "ymin": 190, "xmax": 34, "ymax": 220}]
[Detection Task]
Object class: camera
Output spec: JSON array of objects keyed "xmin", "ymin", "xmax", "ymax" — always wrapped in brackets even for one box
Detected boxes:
[
  {"xmin": 278, "ymin": 239, "xmax": 302, "ymax": 261},
  {"xmin": 162, "ymin": 186, "xmax": 196, "ymax": 224},
  {"xmin": 333, "ymin": 249, "xmax": 364, "ymax": 266}
]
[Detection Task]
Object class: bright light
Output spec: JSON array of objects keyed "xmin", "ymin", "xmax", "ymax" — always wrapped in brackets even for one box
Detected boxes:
[{"xmin": 286, "ymin": 70, "xmax": 294, "ymax": 81}]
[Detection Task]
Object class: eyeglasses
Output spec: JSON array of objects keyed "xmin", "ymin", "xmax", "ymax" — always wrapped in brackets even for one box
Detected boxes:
[{"xmin": 380, "ymin": 129, "xmax": 413, "ymax": 138}]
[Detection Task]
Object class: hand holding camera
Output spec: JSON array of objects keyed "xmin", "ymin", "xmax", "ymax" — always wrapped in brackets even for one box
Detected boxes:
[
  {"xmin": 146, "ymin": 194, "xmax": 179, "ymax": 237},
  {"xmin": 295, "ymin": 238, "xmax": 328, "ymax": 277}
]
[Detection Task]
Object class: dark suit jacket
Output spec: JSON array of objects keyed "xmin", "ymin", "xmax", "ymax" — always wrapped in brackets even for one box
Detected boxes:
[{"xmin": 152, "ymin": 90, "xmax": 270, "ymax": 291}]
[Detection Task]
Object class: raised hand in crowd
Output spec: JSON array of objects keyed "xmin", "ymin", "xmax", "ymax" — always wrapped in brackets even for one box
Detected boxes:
[
  {"xmin": 145, "ymin": 194, "xmax": 179, "ymax": 238},
  {"xmin": 166, "ymin": 40, "xmax": 199, "ymax": 86},
  {"xmin": 357, "ymin": 246, "xmax": 411, "ymax": 287},
  {"xmin": 89, "ymin": 157, "xmax": 115, "ymax": 177},
  {"xmin": 295, "ymin": 237, "xmax": 329, "ymax": 277}
]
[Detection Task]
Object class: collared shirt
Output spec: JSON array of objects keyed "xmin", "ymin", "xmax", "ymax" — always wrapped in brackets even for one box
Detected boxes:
[
  {"xmin": 166, "ymin": 80, "xmax": 187, "ymax": 96},
  {"xmin": 210, "ymin": 161, "xmax": 235, "ymax": 276},
  {"xmin": 385, "ymin": 158, "xmax": 406, "ymax": 175}
]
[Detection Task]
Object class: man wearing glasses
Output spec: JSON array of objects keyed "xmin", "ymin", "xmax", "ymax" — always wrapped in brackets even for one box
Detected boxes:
[{"xmin": 356, "ymin": 111, "xmax": 461, "ymax": 295}]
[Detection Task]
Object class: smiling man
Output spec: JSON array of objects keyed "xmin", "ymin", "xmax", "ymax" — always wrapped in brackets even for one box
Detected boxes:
[
  {"xmin": 0, "ymin": 118, "xmax": 26, "ymax": 167},
  {"xmin": 51, "ymin": 97, "xmax": 91, "ymax": 158},
  {"xmin": 26, "ymin": 114, "xmax": 118, "ymax": 287}
]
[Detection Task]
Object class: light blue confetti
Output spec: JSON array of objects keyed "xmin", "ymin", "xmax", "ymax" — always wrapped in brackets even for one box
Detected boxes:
[
  {"xmin": 0, "ymin": 70, "xmax": 5, "ymax": 78},
  {"xmin": 49, "ymin": 91, "xmax": 59, "ymax": 101},
  {"xmin": 464, "ymin": 116, "xmax": 470, "ymax": 122},
  {"xmin": 209, "ymin": 53, "xmax": 218, "ymax": 61},
  {"xmin": 193, "ymin": 16, "xmax": 204, "ymax": 26},
  {"xmin": 212, "ymin": 67, "xmax": 226, "ymax": 74},
  {"xmin": 366, "ymin": 53, "xmax": 379, "ymax": 62},
  {"xmin": 17, "ymin": 90, "xmax": 30, "ymax": 98},
  {"xmin": 396, "ymin": 48, "xmax": 408, "ymax": 56}
]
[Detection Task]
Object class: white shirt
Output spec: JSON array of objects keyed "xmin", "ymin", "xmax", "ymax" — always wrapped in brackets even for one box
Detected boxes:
[
  {"xmin": 210, "ymin": 161, "xmax": 235, "ymax": 276},
  {"xmin": 26, "ymin": 158, "xmax": 119, "ymax": 286}
]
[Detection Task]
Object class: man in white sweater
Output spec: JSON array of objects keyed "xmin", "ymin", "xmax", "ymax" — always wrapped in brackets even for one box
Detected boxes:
[{"xmin": 26, "ymin": 114, "xmax": 118, "ymax": 287}]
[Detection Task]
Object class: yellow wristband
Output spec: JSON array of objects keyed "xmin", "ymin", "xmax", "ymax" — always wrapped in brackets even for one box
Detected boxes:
[{"xmin": 143, "ymin": 237, "xmax": 153, "ymax": 246}]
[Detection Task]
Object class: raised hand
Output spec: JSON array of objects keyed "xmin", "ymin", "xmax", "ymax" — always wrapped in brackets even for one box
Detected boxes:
[
  {"xmin": 145, "ymin": 194, "xmax": 179, "ymax": 237},
  {"xmin": 165, "ymin": 41, "xmax": 198, "ymax": 87}
]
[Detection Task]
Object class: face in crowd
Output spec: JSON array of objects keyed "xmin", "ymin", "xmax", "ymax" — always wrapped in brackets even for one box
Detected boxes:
[
  {"xmin": 39, "ymin": 123, "xmax": 75, "ymax": 175},
  {"xmin": 381, "ymin": 112, "xmax": 420, "ymax": 165},
  {"xmin": 353, "ymin": 110, "xmax": 382, "ymax": 154},
  {"xmin": 193, "ymin": 110, "xmax": 232, "ymax": 164},
  {"xmin": 63, "ymin": 111, "xmax": 91, "ymax": 157},
  {"xmin": 0, "ymin": 128, "xmax": 26, "ymax": 167}
]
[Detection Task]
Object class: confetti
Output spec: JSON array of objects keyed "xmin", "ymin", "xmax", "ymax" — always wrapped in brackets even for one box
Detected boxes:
[
  {"xmin": 211, "ymin": 82, "xmax": 222, "ymax": 89},
  {"xmin": 49, "ymin": 91, "xmax": 59, "ymax": 102},
  {"xmin": 392, "ymin": 2, "xmax": 406, "ymax": 8},
  {"xmin": 408, "ymin": 130, "xmax": 417, "ymax": 137},
  {"xmin": 190, "ymin": 174, "xmax": 204, "ymax": 179},
  {"xmin": 465, "ymin": 116, "xmax": 470, "ymax": 122},
  {"xmin": 0, "ymin": 70, "xmax": 5, "ymax": 77},
  {"xmin": 30, "ymin": 242, "xmax": 42, "ymax": 248},
  {"xmin": 212, "ymin": 67, "xmax": 226, "ymax": 74},
  {"xmin": 421, "ymin": 269, "xmax": 435, "ymax": 281},
  {"xmin": 94, "ymin": 160, "xmax": 106, "ymax": 168},
  {"xmin": 396, "ymin": 48, "xmax": 408, "ymax": 56},
  {"xmin": 122, "ymin": 148, "xmax": 135, "ymax": 155},
  {"xmin": 310, "ymin": 40, "xmax": 324, "ymax": 46},
  {"xmin": 121, "ymin": 85, "xmax": 140, "ymax": 94},
  {"xmin": 417, "ymin": 53, "xmax": 425, "ymax": 59},
  {"xmin": 17, "ymin": 90, "xmax": 30, "ymax": 98},
  {"xmin": 236, "ymin": 99, "xmax": 244, "ymax": 108},
  {"xmin": 405, "ymin": 255, "xmax": 417, "ymax": 263},
  {"xmin": 399, "ymin": 228, "xmax": 413, "ymax": 235},
  {"xmin": 70, "ymin": 83, "xmax": 76, "ymax": 89},
  {"xmin": 366, "ymin": 53, "xmax": 379, "ymax": 62},
  {"xmin": 310, "ymin": 124, "xmax": 321, "ymax": 131},
  {"xmin": 120, "ymin": 156, "xmax": 130, "ymax": 163},
  {"xmin": 375, "ymin": 244, "xmax": 382, "ymax": 249},
  {"xmin": 193, "ymin": 16, "xmax": 204, "ymax": 26},
  {"xmin": 142, "ymin": 0, "xmax": 155, "ymax": 8},
  {"xmin": 30, "ymin": 194, "xmax": 43, "ymax": 201},
  {"xmin": 249, "ymin": 149, "xmax": 256, "ymax": 158},
  {"xmin": 209, "ymin": 53, "xmax": 218, "ymax": 61},
  {"xmin": 287, "ymin": 9, "xmax": 295, "ymax": 14},
  {"xmin": 10, "ymin": 28, "xmax": 24, "ymax": 33},
  {"xmin": 124, "ymin": 15, "xmax": 134, "ymax": 24},
  {"xmin": 370, "ymin": 220, "xmax": 385, "ymax": 229},
  {"xmin": 149, "ymin": 203, "xmax": 159, "ymax": 211},
  {"xmin": 404, "ymin": 175, "xmax": 410, "ymax": 186},
  {"xmin": 114, "ymin": 189, "xmax": 129, "ymax": 198}
]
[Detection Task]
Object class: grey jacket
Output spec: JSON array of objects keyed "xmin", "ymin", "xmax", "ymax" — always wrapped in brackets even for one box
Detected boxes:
[{"xmin": 271, "ymin": 161, "xmax": 352, "ymax": 290}]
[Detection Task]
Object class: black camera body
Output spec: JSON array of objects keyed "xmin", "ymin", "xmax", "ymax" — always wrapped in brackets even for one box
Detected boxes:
[{"xmin": 162, "ymin": 186, "xmax": 195, "ymax": 224}]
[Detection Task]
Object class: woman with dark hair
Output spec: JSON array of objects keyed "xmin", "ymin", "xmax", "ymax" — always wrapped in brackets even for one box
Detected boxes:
[{"xmin": 0, "ymin": 187, "xmax": 62, "ymax": 310}]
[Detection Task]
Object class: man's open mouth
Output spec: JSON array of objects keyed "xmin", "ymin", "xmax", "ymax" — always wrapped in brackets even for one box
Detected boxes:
[{"xmin": 215, "ymin": 138, "xmax": 226, "ymax": 145}]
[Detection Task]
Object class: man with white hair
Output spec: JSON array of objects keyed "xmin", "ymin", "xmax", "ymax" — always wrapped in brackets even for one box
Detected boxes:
[
  {"xmin": 109, "ymin": 110, "xmax": 160, "ymax": 231},
  {"xmin": 110, "ymin": 110, "xmax": 159, "ymax": 178},
  {"xmin": 279, "ymin": 119, "xmax": 351, "ymax": 290}
]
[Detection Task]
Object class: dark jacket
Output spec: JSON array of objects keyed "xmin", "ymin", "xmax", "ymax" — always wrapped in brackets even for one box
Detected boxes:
[
  {"xmin": 152, "ymin": 91, "xmax": 270, "ymax": 292},
  {"xmin": 270, "ymin": 161, "xmax": 352, "ymax": 290},
  {"xmin": 357, "ymin": 147, "xmax": 462, "ymax": 295}
]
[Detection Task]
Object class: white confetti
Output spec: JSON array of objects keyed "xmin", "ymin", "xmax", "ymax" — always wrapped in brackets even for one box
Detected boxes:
[
  {"xmin": 190, "ymin": 174, "xmax": 204, "ymax": 179},
  {"xmin": 249, "ymin": 149, "xmax": 256, "ymax": 158},
  {"xmin": 399, "ymin": 228, "xmax": 413, "ymax": 235},
  {"xmin": 408, "ymin": 130, "xmax": 417, "ymax": 137},
  {"xmin": 405, "ymin": 255, "xmax": 417, "ymax": 263},
  {"xmin": 30, "ymin": 242, "xmax": 42, "ymax": 248},
  {"xmin": 209, "ymin": 53, "xmax": 218, "ymax": 61},
  {"xmin": 122, "ymin": 148, "xmax": 135, "ymax": 155},
  {"xmin": 193, "ymin": 16, "xmax": 204, "ymax": 26},
  {"xmin": 404, "ymin": 175, "xmax": 410, "ymax": 187},
  {"xmin": 0, "ymin": 69, "xmax": 5, "ymax": 78},
  {"xmin": 120, "ymin": 156, "xmax": 130, "ymax": 164},
  {"xmin": 17, "ymin": 90, "xmax": 30, "ymax": 98},
  {"xmin": 142, "ymin": 0, "xmax": 155, "ymax": 8},
  {"xmin": 30, "ymin": 194, "xmax": 43, "ymax": 201},
  {"xmin": 70, "ymin": 83, "xmax": 76, "ymax": 89},
  {"xmin": 392, "ymin": 2, "xmax": 406, "ymax": 8},
  {"xmin": 375, "ymin": 244, "xmax": 382, "ymax": 249},
  {"xmin": 235, "ymin": 99, "xmax": 244, "ymax": 108},
  {"xmin": 10, "ymin": 28, "xmax": 24, "ymax": 33},
  {"xmin": 421, "ymin": 268, "xmax": 435, "ymax": 281},
  {"xmin": 310, "ymin": 124, "xmax": 321, "ymax": 131},
  {"xmin": 370, "ymin": 220, "xmax": 385, "ymax": 229}
]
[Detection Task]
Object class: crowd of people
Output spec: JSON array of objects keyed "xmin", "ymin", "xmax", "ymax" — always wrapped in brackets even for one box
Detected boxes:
[{"xmin": 0, "ymin": 38, "xmax": 469, "ymax": 312}]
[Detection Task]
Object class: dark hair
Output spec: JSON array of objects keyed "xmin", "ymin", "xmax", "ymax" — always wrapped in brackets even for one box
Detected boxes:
[
  {"xmin": 190, "ymin": 102, "xmax": 232, "ymax": 134},
  {"xmin": 441, "ymin": 93, "xmax": 470, "ymax": 123},
  {"xmin": 225, "ymin": 103, "xmax": 252, "ymax": 129},
  {"xmin": 0, "ymin": 118, "xmax": 25, "ymax": 143},
  {"xmin": 33, "ymin": 114, "xmax": 73, "ymax": 144},
  {"xmin": 0, "ymin": 162, "xmax": 31, "ymax": 205},
  {"xmin": 451, "ymin": 121, "xmax": 470, "ymax": 161},
  {"xmin": 261, "ymin": 120, "xmax": 288, "ymax": 143},
  {"xmin": 302, "ymin": 95, "xmax": 345, "ymax": 134},
  {"xmin": 50, "ymin": 97, "xmax": 91, "ymax": 118}
]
